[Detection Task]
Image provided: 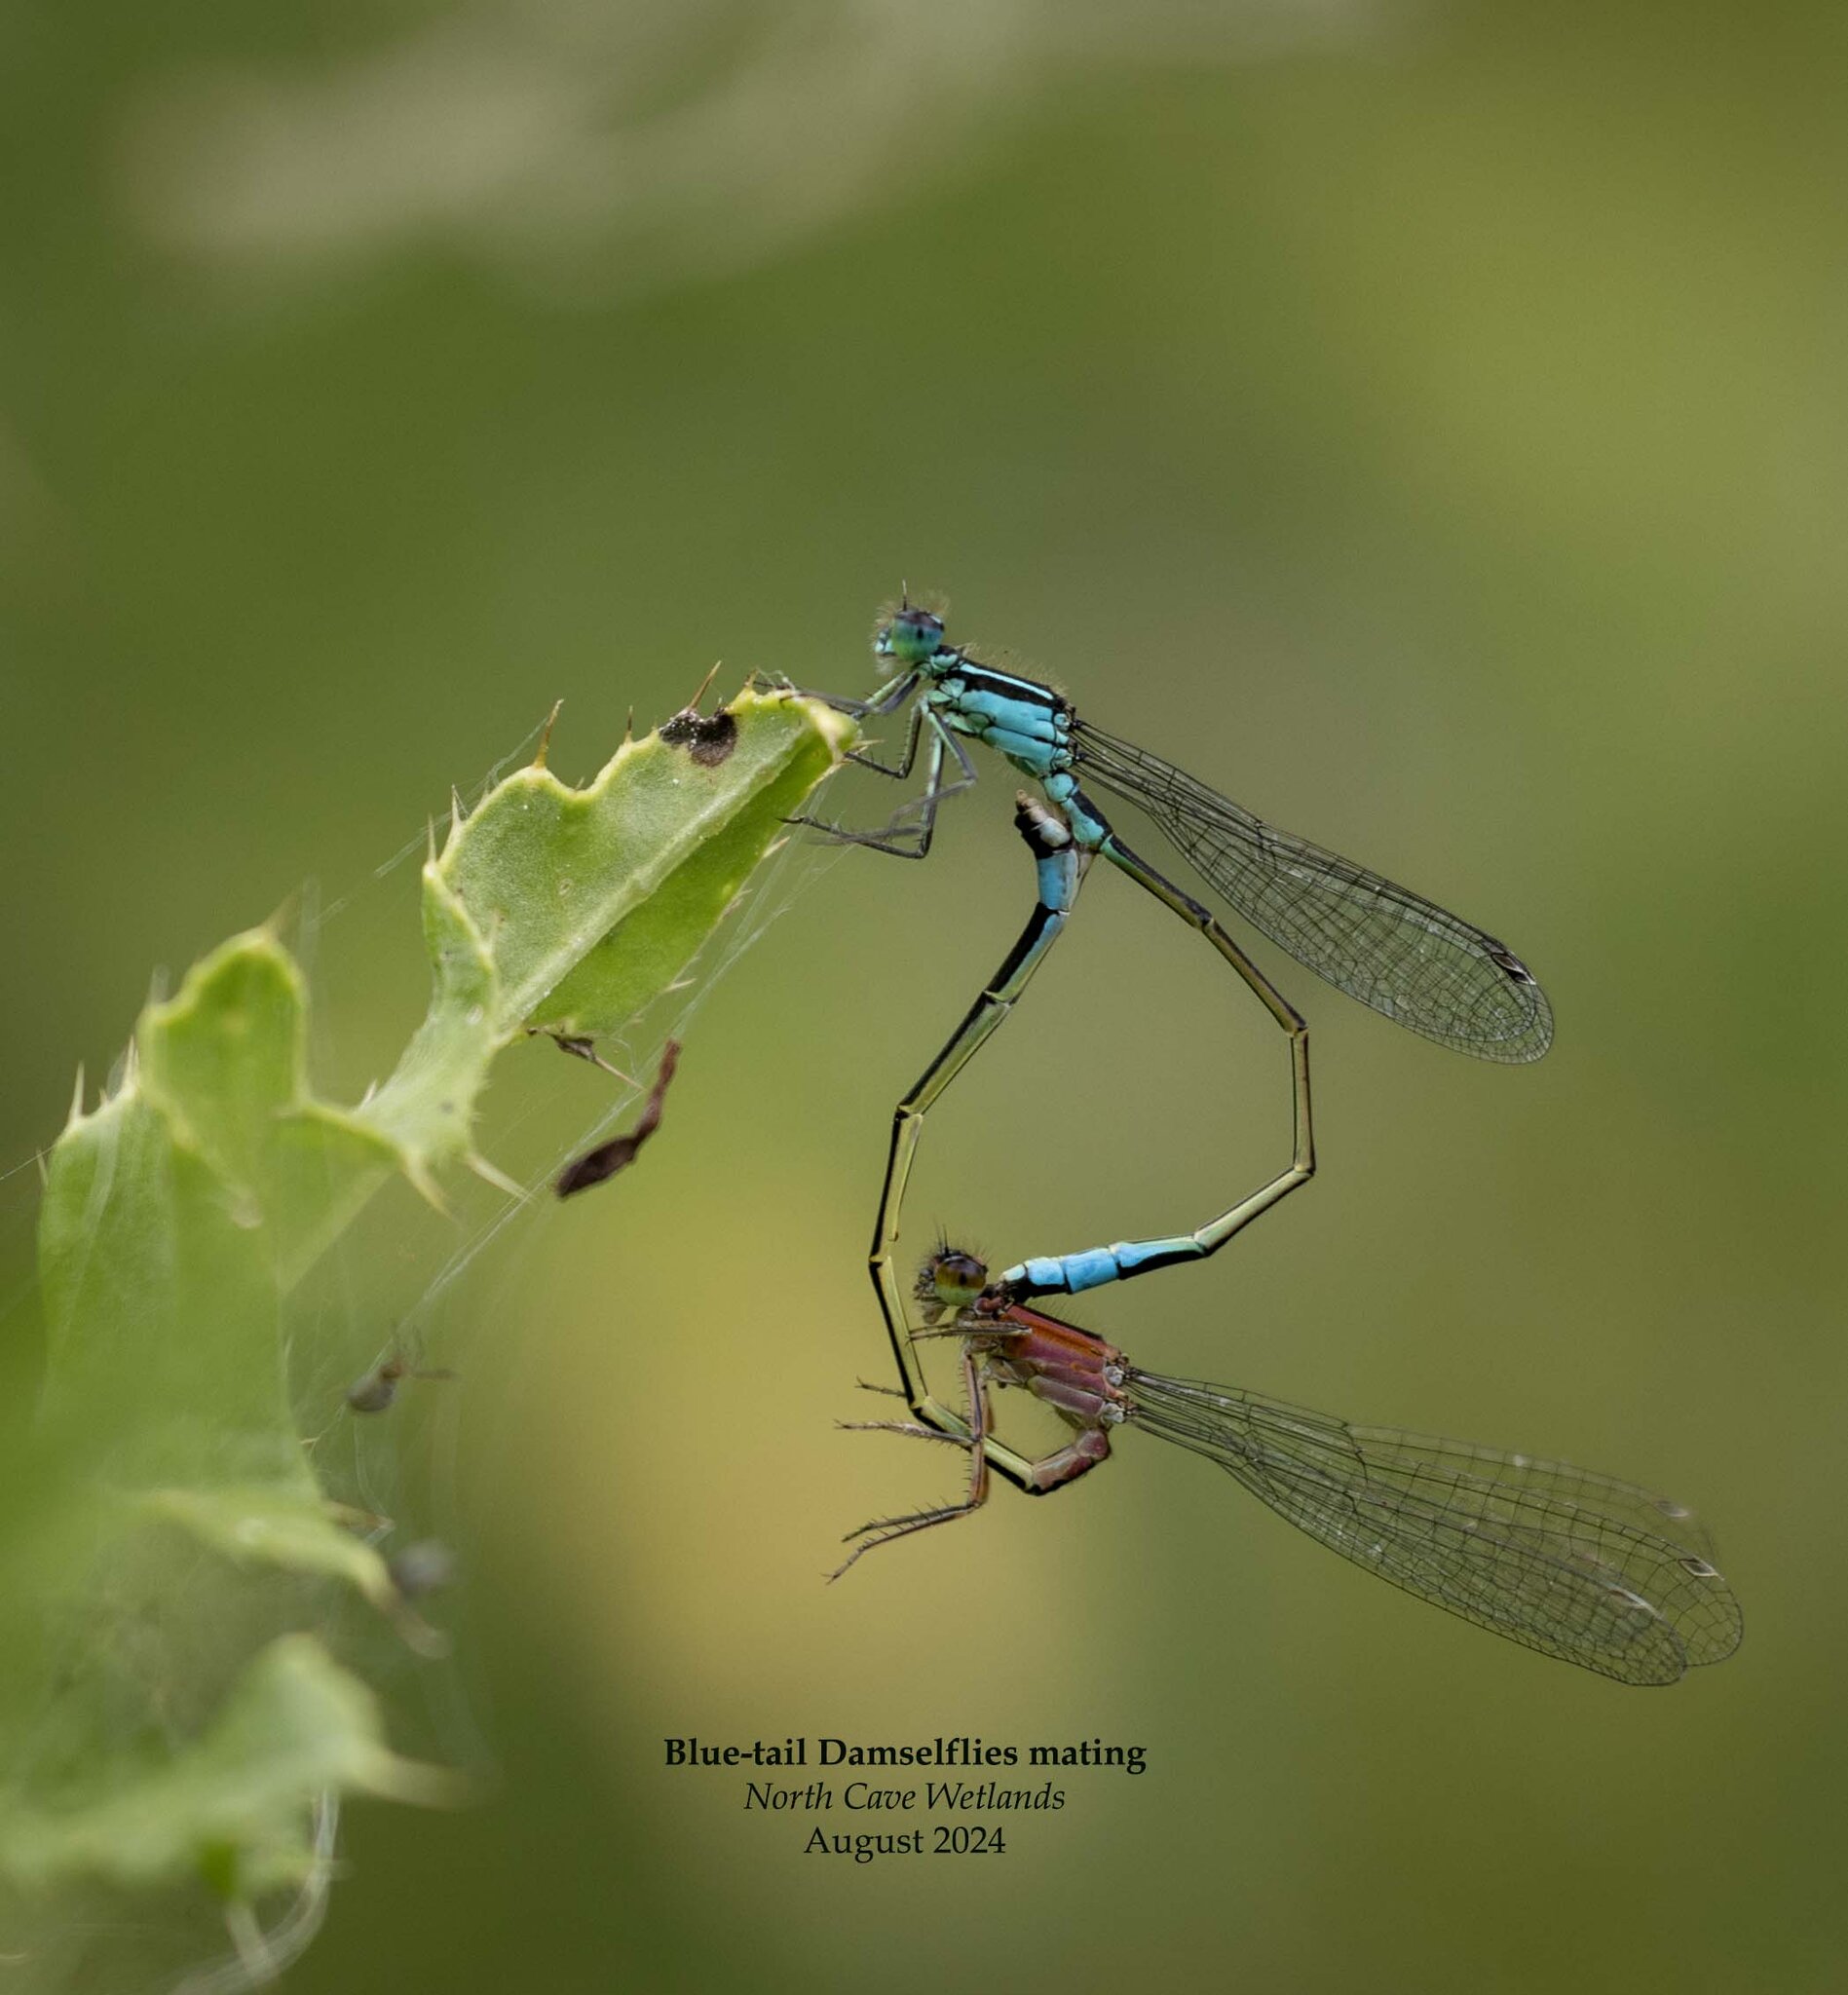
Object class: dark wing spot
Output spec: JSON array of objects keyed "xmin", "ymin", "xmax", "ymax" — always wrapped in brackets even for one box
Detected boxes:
[{"xmin": 1485, "ymin": 943, "xmax": 1536, "ymax": 984}]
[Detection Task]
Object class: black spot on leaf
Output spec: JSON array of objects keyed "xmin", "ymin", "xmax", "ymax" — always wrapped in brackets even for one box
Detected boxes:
[{"xmin": 660, "ymin": 708, "xmax": 738, "ymax": 767}]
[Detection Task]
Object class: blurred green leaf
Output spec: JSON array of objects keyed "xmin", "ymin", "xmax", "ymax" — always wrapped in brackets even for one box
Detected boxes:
[
  {"xmin": 2, "ymin": 1637, "xmax": 462, "ymax": 1898},
  {"xmin": 1, "ymin": 689, "xmax": 851, "ymax": 1959}
]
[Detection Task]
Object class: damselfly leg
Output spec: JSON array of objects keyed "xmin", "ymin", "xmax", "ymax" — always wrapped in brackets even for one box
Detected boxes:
[
  {"xmin": 841, "ymin": 1251, "xmax": 1741, "ymax": 1686},
  {"xmin": 791, "ymin": 709, "xmax": 979, "ymax": 859},
  {"xmin": 832, "ymin": 1344, "xmax": 995, "ymax": 1580}
]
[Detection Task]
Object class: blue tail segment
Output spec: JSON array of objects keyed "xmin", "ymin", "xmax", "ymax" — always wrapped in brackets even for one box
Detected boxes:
[{"xmin": 1002, "ymin": 1237, "xmax": 1205, "ymax": 1301}]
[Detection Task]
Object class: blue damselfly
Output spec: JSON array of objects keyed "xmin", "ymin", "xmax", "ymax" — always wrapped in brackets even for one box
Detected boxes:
[{"xmin": 800, "ymin": 600, "xmax": 1551, "ymax": 1062}]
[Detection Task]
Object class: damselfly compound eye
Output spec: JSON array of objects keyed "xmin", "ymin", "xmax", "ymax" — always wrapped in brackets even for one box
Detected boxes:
[
  {"xmin": 878, "ymin": 605, "xmax": 947, "ymax": 664},
  {"xmin": 924, "ymin": 1249, "xmax": 988, "ymax": 1305}
]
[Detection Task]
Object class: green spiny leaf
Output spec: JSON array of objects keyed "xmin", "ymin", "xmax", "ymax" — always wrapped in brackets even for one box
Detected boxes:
[{"xmin": 4, "ymin": 687, "xmax": 852, "ymax": 1957}]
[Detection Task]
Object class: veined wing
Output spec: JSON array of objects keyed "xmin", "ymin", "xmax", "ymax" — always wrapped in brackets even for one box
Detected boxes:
[
  {"xmin": 1073, "ymin": 719, "xmax": 1552, "ymax": 1061},
  {"xmin": 1122, "ymin": 1370, "xmax": 1741, "ymax": 1683}
]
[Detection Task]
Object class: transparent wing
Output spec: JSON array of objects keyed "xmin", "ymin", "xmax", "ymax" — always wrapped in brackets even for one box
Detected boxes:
[
  {"xmin": 1122, "ymin": 1370, "xmax": 1740, "ymax": 1683},
  {"xmin": 1073, "ymin": 718, "xmax": 1553, "ymax": 1061}
]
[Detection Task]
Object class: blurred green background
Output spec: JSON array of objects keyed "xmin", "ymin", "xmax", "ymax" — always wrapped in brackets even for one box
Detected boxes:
[{"xmin": 3, "ymin": 2, "xmax": 1844, "ymax": 1990}]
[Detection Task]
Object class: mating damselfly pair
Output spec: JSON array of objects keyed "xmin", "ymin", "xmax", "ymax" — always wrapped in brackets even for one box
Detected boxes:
[{"xmin": 798, "ymin": 598, "xmax": 1738, "ymax": 1686}]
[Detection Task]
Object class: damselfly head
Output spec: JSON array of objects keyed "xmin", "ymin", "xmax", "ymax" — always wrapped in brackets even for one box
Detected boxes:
[
  {"xmin": 917, "ymin": 1246, "xmax": 989, "ymax": 1311},
  {"xmin": 875, "ymin": 599, "xmax": 947, "ymax": 666}
]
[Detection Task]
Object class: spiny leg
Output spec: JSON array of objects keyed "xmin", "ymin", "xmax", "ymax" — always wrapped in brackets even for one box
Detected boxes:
[
  {"xmin": 845, "ymin": 701, "xmax": 925, "ymax": 779},
  {"xmin": 838, "ymin": 1374, "xmax": 971, "ymax": 1448},
  {"xmin": 990, "ymin": 814, "xmax": 1314, "ymax": 1306},
  {"xmin": 751, "ymin": 663, "xmax": 943, "ymax": 837},
  {"xmin": 833, "ymin": 1348, "xmax": 1121, "ymax": 1578},
  {"xmin": 793, "ymin": 713, "xmax": 977, "ymax": 857},
  {"xmin": 831, "ymin": 1349, "xmax": 994, "ymax": 1580},
  {"xmin": 768, "ymin": 666, "xmax": 920, "ymax": 722}
]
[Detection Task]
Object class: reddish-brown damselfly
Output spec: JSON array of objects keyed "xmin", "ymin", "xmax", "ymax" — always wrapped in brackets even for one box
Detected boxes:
[{"xmin": 839, "ymin": 1250, "xmax": 1741, "ymax": 1687}]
